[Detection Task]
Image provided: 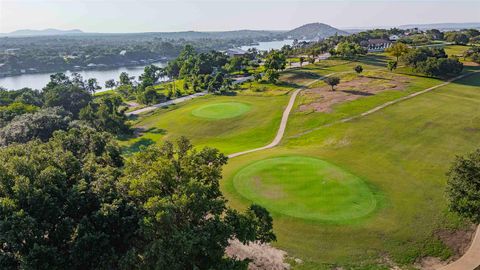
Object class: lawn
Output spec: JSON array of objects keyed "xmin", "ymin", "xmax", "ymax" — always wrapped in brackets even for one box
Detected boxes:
[
  {"xmin": 287, "ymin": 69, "xmax": 443, "ymax": 137},
  {"xmin": 444, "ymin": 44, "xmax": 472, "ymax": 58},
  {"xmin": 233, "ymin": 155, "xmax": 379, "ymax": 223},
  {"xmin": 222, "ymin": 72, "xmax": 480, "ymax": 269},
  {"xmin": 120, "ymin": 94, "xmax": 289, "ymax": 155}
]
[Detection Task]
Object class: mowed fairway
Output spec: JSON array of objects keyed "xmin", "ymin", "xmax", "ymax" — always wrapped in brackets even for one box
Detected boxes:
[
  {"xmin": 233, "ymin": 156, "xmax": 379, "ymax": 222},
  {"xmin": 121, "ymin": 95, "xmax": 289, "ymax": 155},
  {"xmin": 222, "ymin": 72, "xmax": 480, "ymax": 268}
]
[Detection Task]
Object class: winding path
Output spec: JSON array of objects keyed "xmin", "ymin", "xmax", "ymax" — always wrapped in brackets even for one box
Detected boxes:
[
  {"xmin": 227, "ymin": 77, "xmax": 324, "ymax": 158},
  {"xmin": 226, "ymin": 70, "xmax": 480, "ymax": 270}
]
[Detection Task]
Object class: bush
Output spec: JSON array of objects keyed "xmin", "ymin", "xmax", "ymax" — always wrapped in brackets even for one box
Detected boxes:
[
  {"xmin": 416, "ymin": 57, "xmax": 463, "ymax": 77},
  {"xmin": 137, "ymin": 87, "xmax": 167, "ymax": 105}
]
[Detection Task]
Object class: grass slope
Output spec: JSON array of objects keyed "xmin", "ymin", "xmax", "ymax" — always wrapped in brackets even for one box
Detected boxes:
[
  {"xmin": 222, "ymin": 72, "xmax": 480, "ymax": 268},
  {"xmin": 121, "ymin": 95, "xmax": 288, "ymax": 155}
]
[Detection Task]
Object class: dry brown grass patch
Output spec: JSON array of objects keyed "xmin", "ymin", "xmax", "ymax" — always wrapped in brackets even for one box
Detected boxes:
[{"xmin": 299, "ymin": 73, "xmax": 410, "ymax": 113}]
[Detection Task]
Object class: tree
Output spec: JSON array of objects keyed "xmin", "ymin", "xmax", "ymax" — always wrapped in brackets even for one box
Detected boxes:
[
  {"xmin": 445, "ymin": 32, "xmax": 469, "ymax": 45},
  {"xmin": 105, "ymin": 79, "xmax": 117, "ymax": 89},
  {"xmin": 136, "ymin": 87, "xmax": 167, "ymax": 105},
  {"xmin": 0, "ymin": 88, "xmax": 42, "ymax": 107},
  {"xmin": 416, "ymin": 57, "xmax": 463, "ymax": 77},
  {"xmin": 387, "ymin": 60, "xmax": 398, "ymax": 71},
  {"xmin": 79, "ymin": 95, "xmax": 130, "ymax": 134},
  {"xmin": 264, "ymin": 51, "xmax": 286, "ymax": 84},
  {"xmin": 0, "ymin": 102, "xmax": 38, "ymax": 127},
  {"xmin": 465, "ymin": 46, "xmax": 480, "ymax": 64},
  {"xmin": 265, "ymin": 69, "xmax": 280, "ymax": 83},
  {"xmin": 119, "ymin": 137, "xmax": 275, "ymax": 269},
  {"xmin": 308, "ymin": 57, "xmax": 315, "ymax": 64},
  {"xmin": 0, "ymin": 107, "xmax": 71, "ymax": 146},
  {"xmin": 264, "ymin": 50, "xmax": 287, "ymax": 71},
  {"xmin": 86, "ymin": 78, "xmax": 101, "ymax": 94},
  {"xmin": 139, "ymin": 65, "xmax": 161, "ymax": 89},
  {"xmin": 446, "ymin": 149, "xmax": 480, "ymax": 223},
  {"xmin": 325, "ymin": 76, "xmax": 340, "ymax": 91},
  {"xmin": 299, "ymin": 56, "xmax": 305, "ymax": 67},
  {"xmin": 43, "ymin": 84, "xmax": 92, "ymax": 118},
  {"xmin": 0, "ymin": 128, "xmax": 136, "ymax": 269},
  {"xmin": 119, "ymin": 72, "xmax": 132, "ymax": 85},
  {"xmin": 386, "ymin": 42, "xmax": 410, "ymax": 61},
  {"xmin": 354, "ymin": 65, "xmax": 363, "ymax": 74},
  {"xmin": 335, "ymin": 42, "xmax": 366, "ymax": 59}
]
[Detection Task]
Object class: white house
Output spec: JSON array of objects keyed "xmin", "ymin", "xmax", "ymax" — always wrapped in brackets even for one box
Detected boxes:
[
  {"xmin": 224, "ymin": 48, "xmax": 247, "ymax": 57},
  {"xmin": 389, "ymin": 35, "xmax": 400, "ymax": 41}
]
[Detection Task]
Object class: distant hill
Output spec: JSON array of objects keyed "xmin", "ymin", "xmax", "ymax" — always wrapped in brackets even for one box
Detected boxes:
[
  {"xmin": 2, "ymin": 28, "xmax": 84, "ymax": 37},
  {"xmin": 1, "ymin": 24, "xmax": 347, "ymax": 40},
  {"xmin": 399, "ymin": 22, "xmax": 480, "ymax": 30},
  {"xmin": 283, "ymin": 23, "xmax": 348, "ymax": 40}
]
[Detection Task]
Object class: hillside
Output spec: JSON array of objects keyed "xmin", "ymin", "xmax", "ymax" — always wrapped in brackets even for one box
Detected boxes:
[
  {"xmin": 283, "ymin": 23, "xmax": 348, "ymax": 40},
  {"xmin": 2, "ymin": 28, "xmax": 84, "ymax": 37}
]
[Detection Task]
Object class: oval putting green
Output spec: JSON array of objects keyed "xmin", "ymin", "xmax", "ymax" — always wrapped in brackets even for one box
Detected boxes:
[
  {"xmin": 191, "ymin": 102, "xmax": 251, "ymax": 119},
  {"xmin": 233, "ymin": 156, "xmax": 378, "ymax": 222}
]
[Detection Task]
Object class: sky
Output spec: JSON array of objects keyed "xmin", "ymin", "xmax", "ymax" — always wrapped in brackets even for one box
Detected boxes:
[{"xmin": 0, "ymin": 0, "xmax": 479, "ymax": 33}]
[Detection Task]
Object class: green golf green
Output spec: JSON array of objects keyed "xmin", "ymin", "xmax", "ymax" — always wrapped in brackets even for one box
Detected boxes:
[
  {"xmin": 191, "ymin": 102, "xmax": 251, "ymax": 119},
  {"xmin": 233, "ymin": 156, "xmax": 378, "ymax": 222}
]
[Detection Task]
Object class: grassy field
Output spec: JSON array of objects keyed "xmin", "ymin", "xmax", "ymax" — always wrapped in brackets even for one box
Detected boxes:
[
  {"xmin": 120, "ymin": 61, "xmax": 334, "ymax": 154},
  {"xmin": 119, "ymin": 52, "xmax": 480, "ymax": 268},
  {"xmin": 287, "ymin": 69, "xmax": 443, "ymax": 137},
  {"xmin": 222, "ymin": 72, "xmax": 480, "ymax": 269},
  {"xmin": 444, "ymin": 44, "xmax": 472, "ymax": 58},
  {"xmin": 120, "ymin": 94, "xmax": 289, "ymax": 155}
]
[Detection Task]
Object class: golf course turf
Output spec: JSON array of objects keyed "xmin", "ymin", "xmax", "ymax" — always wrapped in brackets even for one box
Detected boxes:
[
  {"xmin": 222, "ymin": 71, "xmax": 480, "ymax": 268},
  {"xmin": 191, "ymin": 102, "xmax": 251, "ymax": 119},
  {"xmin": 122, "ymin": 49, "xmax": 480, "ymax": 268},
  {"xmin": 233, "ymin": 156, "xmax": 379, "ymax": 222}
]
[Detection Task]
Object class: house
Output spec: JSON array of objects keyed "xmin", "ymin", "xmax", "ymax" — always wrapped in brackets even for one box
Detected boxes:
[
  {"xmin": 364, "ymin": 39, "xmax": 393, "ymax": 52},
  {"xmin": 389, "ymin": 35, "xmax": 400, "ymax": 41},
  {"xmin": 224, "ymin": 48, "xmax": 247, "ymax": 57},
  {"xmin": 4, "ymin": 48, "xmax": 20, "ymax": 55}
]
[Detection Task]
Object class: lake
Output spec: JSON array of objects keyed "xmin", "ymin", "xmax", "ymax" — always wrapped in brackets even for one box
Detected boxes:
[
  {"xmin": 0, "ymin": 62, "xmax": 167, "ymax": 91},
  {"xmin": 240, "ymin": 39, "xmax": 296, "ymax": 51},
  {"xmin": 0, "ymin": 39, "xmax": 296, "ymax": 91}
]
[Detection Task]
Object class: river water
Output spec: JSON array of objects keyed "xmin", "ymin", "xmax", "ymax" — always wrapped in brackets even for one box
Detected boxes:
[
  {"xmin": 0, "ymin": 40, "xmax": 296, "ymax": 91},
  {"xmin": 0, "ymin": 62, "xmax": 167, "ymax": 91}
]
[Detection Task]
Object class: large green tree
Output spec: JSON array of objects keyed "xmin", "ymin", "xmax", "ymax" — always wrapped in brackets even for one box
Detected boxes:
[
  {"xmin": 386, "ymin": 42, "xmax": 410, "ymax": 61},
  {"xmin": 0, "ymin": 107, "xmax": 72, "ymax": 146},
  {"xmin": 120, "ymin": 137, "xmax": 275, "ymax": 269},
  {"xmin": 0, "ymin": 133, "xmax": 275, "ymax": 269},
  {"xmin": 0, "ymin": 128, "xmax": 137, "ymax": 270},
  {"xmin": 264, "ymin": 51, "xmax": 286, "ymax": 83},
  {"xmin": 447, "ymin": 149, "xmax": 480, "ymax": 223}
]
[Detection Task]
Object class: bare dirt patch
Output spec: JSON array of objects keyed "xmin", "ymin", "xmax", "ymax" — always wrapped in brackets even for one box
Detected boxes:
[
  {"xmin": 414, "ymin": 225, "xmax": 477, "ymax": 270},
  {"xmin": 299, "ymin": 73, "xmax": 410, "ymax": 113},
  {"xmin": 437, "ymin": 225, "xmax": 477, "ymax": 259}
]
